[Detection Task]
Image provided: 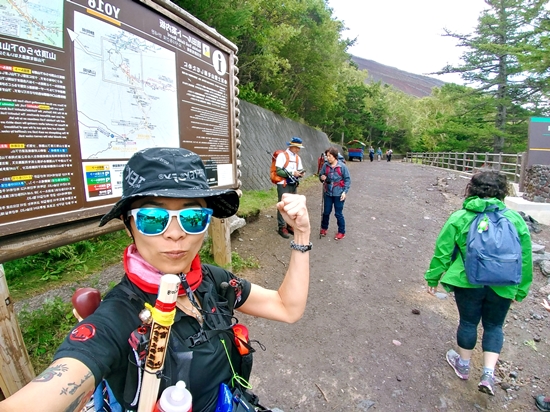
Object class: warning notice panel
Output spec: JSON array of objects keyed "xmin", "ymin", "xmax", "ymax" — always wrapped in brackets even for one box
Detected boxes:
[{"xmin": 0, "ymin": 0, "xmax": 237, "ymax": 236}]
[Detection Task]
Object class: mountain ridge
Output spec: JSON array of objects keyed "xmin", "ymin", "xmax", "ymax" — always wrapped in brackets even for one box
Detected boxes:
[{"xmin": 351, "ymin": 55, "xmax": 446, "ymax": 98}]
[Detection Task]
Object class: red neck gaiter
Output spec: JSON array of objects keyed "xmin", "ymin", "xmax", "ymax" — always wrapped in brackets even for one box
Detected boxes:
[{"xmin": 123, "ymin": 244, "xmax": 203, "ymax": 295}]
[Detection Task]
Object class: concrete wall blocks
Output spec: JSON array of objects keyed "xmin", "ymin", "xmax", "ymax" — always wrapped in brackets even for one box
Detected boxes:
[{"xmin": 238, "ymin": 101, "xmax": 332, "ymax": 191}]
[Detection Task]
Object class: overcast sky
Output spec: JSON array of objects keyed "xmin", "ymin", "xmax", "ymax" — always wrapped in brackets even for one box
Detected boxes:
[{"xmin": 327, "ymin": 0, "xmax": 488, "ymax": 84}]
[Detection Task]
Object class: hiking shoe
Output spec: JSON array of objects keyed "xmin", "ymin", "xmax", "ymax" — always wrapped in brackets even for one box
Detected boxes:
[
  {"xmin": 320, "ymin": 229, "xmax": 327, "ymax": 237},
  {"xmin": 286, "ymin": 225, "xmax": 294, "ymax": 235},
  {"xmin": 446, "ymin": 349, "xmax": 469, "ymax": 380},
  {"xmin": 334, "ymin": 233, "xmax": 345, "ymax": 240},
  {"xmin": 278, "ymin": 227, "xmax": 290, "ymax": 239},
  {"xmin": 535, "ymin": 395, "xmax": 550, "ymax": 411},
  {"xmin": 478, "ymin": 373, "xmax": 495, "ymax": 396}
]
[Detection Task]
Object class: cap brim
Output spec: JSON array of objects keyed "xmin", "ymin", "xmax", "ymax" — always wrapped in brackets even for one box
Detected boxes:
[{"xmin": 99, "ymin": 188, "xmax": 239, "ymax": 226}]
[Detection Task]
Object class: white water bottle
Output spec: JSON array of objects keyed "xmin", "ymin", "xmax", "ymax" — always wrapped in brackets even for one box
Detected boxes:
[{"xmin": 154, "ymin": 381, "xmax": 192, "ymax": 412}]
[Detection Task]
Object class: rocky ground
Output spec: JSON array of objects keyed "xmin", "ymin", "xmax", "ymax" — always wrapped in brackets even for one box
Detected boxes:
[
  {"xmin": 232, "ymin": 161, "xmax": 550, "ymax": 411},
  {"xmin": 13, "ymin": 159, "xmax": 550, "ymax": 411}
]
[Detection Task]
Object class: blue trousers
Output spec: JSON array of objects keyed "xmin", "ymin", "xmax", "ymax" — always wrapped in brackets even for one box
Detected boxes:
[
  {"xmin": 453, "ymin": 286, "xmax": 512, "ymax": 353},
  {"xmin": 321, "ymin": 194, "xmax": 345, "ymax": 234}
]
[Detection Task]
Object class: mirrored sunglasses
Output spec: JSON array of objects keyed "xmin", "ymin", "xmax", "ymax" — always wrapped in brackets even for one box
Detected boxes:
[{"xmin": 127, "ymin": 207, "xmax": 213, "ymax": 236}]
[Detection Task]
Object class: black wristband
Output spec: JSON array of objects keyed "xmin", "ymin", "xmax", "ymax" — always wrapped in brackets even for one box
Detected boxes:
[{"xmin": 290, "ymin": 240, "xmax": 312, "ymax": 253}]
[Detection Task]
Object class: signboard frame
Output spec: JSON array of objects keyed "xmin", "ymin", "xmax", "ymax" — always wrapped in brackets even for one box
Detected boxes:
[
  {"xmin": 527, "ymin": 117, "xmax": 550, "ymax": 168},
  {"xmin": 0, "ymin": 0, "xmax": 240, "ymax": 238}
]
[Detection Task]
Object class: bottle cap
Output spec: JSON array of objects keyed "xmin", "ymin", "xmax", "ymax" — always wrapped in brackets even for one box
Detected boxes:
[{"xmin": 171, "ymin": 381, "xmax": 186, "ymax": 402}]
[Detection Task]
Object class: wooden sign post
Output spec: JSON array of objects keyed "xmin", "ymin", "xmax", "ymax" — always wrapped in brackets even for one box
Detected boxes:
[
  {"xmin": 209, "ymin": 218, "xmax": 232, "ymax": 270},
  {"xmin": 0, "ymin": 265, "xmax": 35, "ymax": 398}
]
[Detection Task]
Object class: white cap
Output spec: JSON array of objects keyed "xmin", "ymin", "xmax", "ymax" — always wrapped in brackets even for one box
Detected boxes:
[{"xmin": 171, "ymin": 381, "xmax": 187, "ymax": 402}]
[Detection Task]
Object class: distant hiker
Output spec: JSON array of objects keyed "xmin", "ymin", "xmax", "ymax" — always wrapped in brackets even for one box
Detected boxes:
[
  {"xmin": 424, "ymin": 171, "xmax": 532, "ymax": 397},
  {"xmin": 319, "ymin": 147, "xmax": 351, "ymax": 240},
  {"xmin": 274, "ymin": 137, "xmax": 306, "ymax": 238},
  {"xmin": 368, "ymin": 146, "xmax": 375, "ymax": 162},
  {"xmin": 376, "ymin": 147, "xmax": 382, "ymax": 161},
  {"xmin": 386, "ymin": 149, "xmax": 393, "ymax": 162}
]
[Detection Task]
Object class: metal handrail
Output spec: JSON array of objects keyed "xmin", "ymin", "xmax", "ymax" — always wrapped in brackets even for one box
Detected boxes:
[{"xmin": 405, "ymin": 152, "xmax": 525, "ymax": 183}]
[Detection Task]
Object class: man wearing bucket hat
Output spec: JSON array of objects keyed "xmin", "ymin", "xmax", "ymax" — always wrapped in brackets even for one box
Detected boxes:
[
  {"xmin": 0, "ymin": 147, "xmax": 311, "ymax": 412},
  {"xmin": 275, "ymin": 136, "xmax": 306, "ymax": 238}
]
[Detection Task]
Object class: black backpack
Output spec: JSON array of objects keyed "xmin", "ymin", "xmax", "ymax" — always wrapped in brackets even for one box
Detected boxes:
[{"xmin": 117, "ymin": 265, "xmax": 264, "ymax": 410}]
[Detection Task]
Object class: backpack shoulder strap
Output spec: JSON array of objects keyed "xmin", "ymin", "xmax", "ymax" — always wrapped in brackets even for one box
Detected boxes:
[
  {"xmin": 283, "ymin": 151, "xmax": 290, "ymax": 168},
  {"xmin": 108, "ymin": 280, "xmax": 150, "ymax": 311},
  {"xmin": 202, "ymin": 264, "xmax": 231, "ymax": 295}
]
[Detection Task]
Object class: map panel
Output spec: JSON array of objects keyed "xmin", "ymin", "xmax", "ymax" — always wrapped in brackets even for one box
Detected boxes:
[
  {"xmin": 0, "ymin": 0, "xmax": 64, "ymax": 47},
  {"xmin": 73, "ymin": 11, "xmax": 179, "ymax": 159}
]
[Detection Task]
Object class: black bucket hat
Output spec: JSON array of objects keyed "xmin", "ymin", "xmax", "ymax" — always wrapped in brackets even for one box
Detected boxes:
[{"xmin": 99, "ymin": 147, "xmax": 239, "ymax": 226}]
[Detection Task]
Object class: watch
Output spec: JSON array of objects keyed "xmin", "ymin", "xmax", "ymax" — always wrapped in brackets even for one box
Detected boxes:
[{"xmin": 290, "ymin": 240, "xmax": 312, "ymax": 253}]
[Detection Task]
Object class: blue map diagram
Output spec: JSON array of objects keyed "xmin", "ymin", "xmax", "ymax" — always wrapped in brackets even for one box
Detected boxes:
[
  {"xmin": 72, "ymin": 11, "xmax": 179, "ymax": 159},
  {"xmin": 0, "ymin": 0, "xmax": 64, "ymax": 47}
]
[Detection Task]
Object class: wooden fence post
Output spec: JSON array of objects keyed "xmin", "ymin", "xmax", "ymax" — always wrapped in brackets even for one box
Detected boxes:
[
  {"xmin": 0, "ymin": 265, "xmax": 35, "ymax": 398},
  {"xmin": 519, "ymin": 152, "xmax": 527, "ymax": 191},
  {"xmin": 412, "ymin": 151, "xmax": 520, "ymax": 182},
  {"xmin": 209, "ymin": 218, "xmax": 232, "ymax": 270}
]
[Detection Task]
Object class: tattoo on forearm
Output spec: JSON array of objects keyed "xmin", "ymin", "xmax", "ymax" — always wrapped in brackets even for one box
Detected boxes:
[
  {"xmin": 59, "ymin": 371, "xmax": 93, "ymax": 396},
  {"xmin": 33, "ymin": 364, "xmax": 69, "ymax": 382},
  {"xmin": 63, "ymin": 392, "xmax": 86, "ymax": 412}
]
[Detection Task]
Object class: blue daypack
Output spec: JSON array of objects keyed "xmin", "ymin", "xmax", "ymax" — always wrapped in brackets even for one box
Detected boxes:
[{"xmin": 462, "ymin": 206, "xmax": 522, "ymax": 286}]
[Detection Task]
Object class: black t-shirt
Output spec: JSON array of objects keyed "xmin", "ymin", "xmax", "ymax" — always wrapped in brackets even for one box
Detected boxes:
[{"xmin": 54, "ymin": 265, "xmax": 251, "ymax": 411}]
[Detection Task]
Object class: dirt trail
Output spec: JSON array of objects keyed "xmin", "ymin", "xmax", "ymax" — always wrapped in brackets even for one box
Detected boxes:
[
  {"xmin": 15, "ymin": 159, "xmax": 550, "ymax": 411},
  {"xmin": 232, "ymin": 159, "xmax": 550, "ymax": 411}
]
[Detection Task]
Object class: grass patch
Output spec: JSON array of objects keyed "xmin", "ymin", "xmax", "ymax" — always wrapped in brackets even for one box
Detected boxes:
[
  {"xmin": 19, "ymin": 298, "xmax": 75, "ymax": 372},
  {"xmin": 199, "ymin": 237, "xmax": 259, "ymax": 273},
  {"xmin": 4, "ymin": 231, "xmax": 131, "ymax": 301},
  {"xmin": 237, "ymin": 176, "xmax": 318, "ymax": 220},
  {"xmin": 237, "ymin": 186, "xmax": 278, "ymax": 220}
]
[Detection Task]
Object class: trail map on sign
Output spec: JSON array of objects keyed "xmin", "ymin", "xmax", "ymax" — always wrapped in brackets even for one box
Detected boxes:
[
  {"xmin": 73, "ymin": 11, "xmax": 179, "ymax": 159},
  {"xmin": 0, "ymin": 0, "xmax": 64, "ymax": 47}
]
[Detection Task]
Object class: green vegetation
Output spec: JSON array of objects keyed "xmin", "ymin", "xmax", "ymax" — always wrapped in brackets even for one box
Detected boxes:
[
  {"xmin": 233, "ymin": 176, "xmax": 318, "ymax": 222},
  {"xmin": 173, "ymin": 0, "xmax": 550, "ymax": 153},
  {"xmin": 18, "ymin": 298, "xmax": 75, "ymax": 372},
  {"xmin": 437, "ymin": 0, "xmax": 549, "ymax": 153},
  {"xmin": 237, "ymin": 186, "xmax": 278, "ymax": 220},
  {"xmin": 4, "ymin": 231, "xmax": 132, "ymax": 301}
]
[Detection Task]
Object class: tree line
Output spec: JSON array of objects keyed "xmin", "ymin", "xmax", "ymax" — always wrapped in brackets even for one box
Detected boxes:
[{"xmin": 175, "ymin": 0, "xmax": 550, "ymax": 153}]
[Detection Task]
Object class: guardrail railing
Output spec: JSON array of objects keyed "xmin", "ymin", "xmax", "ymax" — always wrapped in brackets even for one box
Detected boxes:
[{"xmin": 405, "ymin": 152, "xmax": 526, "ymax": 184}]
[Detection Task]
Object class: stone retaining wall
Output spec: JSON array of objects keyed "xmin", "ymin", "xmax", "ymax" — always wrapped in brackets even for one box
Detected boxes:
[
  {"xmin": 523, "ymin": 165, "xmax": 550, "ymax": 202},
  {"xmin": 238, "ymin": 101, "xmax": 335, "ymax": 191}
]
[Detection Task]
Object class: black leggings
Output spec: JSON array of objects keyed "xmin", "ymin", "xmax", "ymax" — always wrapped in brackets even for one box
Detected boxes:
[{"xmin": 453, "ymin": 286, "xmax": 512, "ymax": 353}]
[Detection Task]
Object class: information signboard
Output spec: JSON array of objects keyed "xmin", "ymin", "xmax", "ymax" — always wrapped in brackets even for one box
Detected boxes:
[
  {"xmin": 527, "ymin": 117, "xmax": 550, "ymax": 167},
  {"xmin": 0, "ymin": 0, "xmax": 238, "ymax": 236}
]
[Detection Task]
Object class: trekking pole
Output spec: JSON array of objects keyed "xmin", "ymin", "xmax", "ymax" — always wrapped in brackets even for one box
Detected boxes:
[
  {"xmin": 319, "ymin": 182, "xmax": 324, "ymax": 239},
  {"xmin": 266, "ymin": 150, "xmax": 298, "ymax": 185},
  {"xmin": 137, "ymin": 274, "xmax": 180, "ymax": 412}
]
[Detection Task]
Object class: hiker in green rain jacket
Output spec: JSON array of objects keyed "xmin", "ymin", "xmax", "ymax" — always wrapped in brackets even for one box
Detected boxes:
[{"xmin": 424, "ymin": 171, "xmax": 532, "ymax": 397}]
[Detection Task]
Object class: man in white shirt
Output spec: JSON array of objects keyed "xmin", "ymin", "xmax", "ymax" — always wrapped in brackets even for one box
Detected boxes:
[{"xmin": 275, "ymin": 137, "xmax": 305, "ymax": 238}]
